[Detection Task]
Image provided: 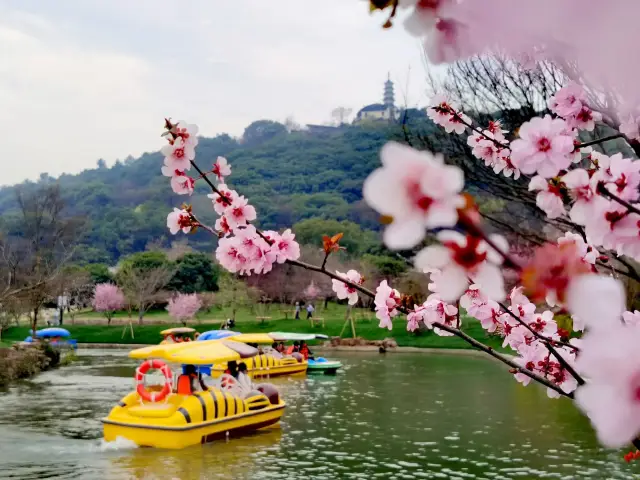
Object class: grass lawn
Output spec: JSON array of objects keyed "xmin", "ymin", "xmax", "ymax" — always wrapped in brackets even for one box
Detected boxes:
[{"xmin": 1, "ymin": 303, "xmax": 505, "ymax": 351}]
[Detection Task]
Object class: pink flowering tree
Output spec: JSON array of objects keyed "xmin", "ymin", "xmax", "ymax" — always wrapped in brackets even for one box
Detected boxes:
[
  {"xmin": 166, "ymin": 293, "xmax": 202, "ymax": 326},
  {"xmin": 156, "ymin": 2, "xmax": 640, "ymax": 456},
  {"xmin": 92, "ymin": 283, "xmax": 125, "ymax": 325}
]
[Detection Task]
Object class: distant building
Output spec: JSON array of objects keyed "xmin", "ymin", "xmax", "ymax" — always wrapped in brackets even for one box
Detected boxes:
[{"xmin": 354, "ymin": 74, "xmax": 397, "ymax": 124}]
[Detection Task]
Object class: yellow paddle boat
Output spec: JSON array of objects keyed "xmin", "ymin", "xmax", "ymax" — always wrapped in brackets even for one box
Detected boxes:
[
  {"xmin": 159, "ymin": 327, "xmax": 196, "ymax": 344},
  {"xmin": 102, "ymin": 340, "xmax": 285, "ymax": 449},
  {"xmin": 206, "ymin": 333, "xmax": 308, "ymax": 378}
]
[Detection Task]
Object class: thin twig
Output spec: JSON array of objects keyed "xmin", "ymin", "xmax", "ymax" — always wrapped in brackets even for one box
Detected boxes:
[{"xmin": 576, "ymin": 133, "xmax": 624, "ymax": 149}]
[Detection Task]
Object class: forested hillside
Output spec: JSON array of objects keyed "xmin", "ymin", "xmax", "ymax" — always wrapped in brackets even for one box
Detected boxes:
[{"xmin": 0, "ymin": 118, "xmax": 437, "ymax": 264}]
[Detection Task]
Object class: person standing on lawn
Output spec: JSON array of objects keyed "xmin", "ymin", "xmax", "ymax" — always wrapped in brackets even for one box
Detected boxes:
[
  {"xmin": 306, "ymin": 303, "xmax": 314, "ymax": 320},
  {"xmin": 294, "ymin": 302, "xmax": 301, "ymax": 320}
]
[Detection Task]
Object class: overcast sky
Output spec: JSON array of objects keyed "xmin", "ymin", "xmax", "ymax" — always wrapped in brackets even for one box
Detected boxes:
[{"xmin": 0, "ymin": 0, "xmax": 429, "ymax": 185}]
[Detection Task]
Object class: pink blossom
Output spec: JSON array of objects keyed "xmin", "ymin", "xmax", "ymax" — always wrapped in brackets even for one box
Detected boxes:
[
  {"xmin": 225, "ymin": 196, "xmax": 257, "ymax": 230},
  {"xmin": 575, "ymin": 326, "xmax": 640, "ymax": 447},
  {"xmin": 427, "ymin": 94, "xmax": 456, "ymax": 127},
  {"xmin": 509, "ymin": 286, "xmax": 531, "ymax": 307},
  {"xmin": 421, "ymin": 294, "xmax": 458, "ymax": 335},
  {"xmin": 623, "ymin": 310, "xmax": 640, "ymax": 327},
  {"xmin": 212, "ymin": 156, "xmax": 231, "ymax": 182},
  {"xmin": 459, "ymin": 284, "xmax": 487, "ymax": 310},
  {"xmin": 304, "ymin": 281, "xmax": 321, "ymax": 300},
  {"xmin": 620, "ymin": 115, "xmax": 640, "ymax": 141},
  {"xmin": 263, "ymin": 229, "xmax": 301, "ymax": 263},
  {"xmin": 557, "ymin": 232, "xmax": 597, "ymax": 265},
  {"xmin": 493, "ymin": 152, "xmax": 520, "ymax": 180},
  {"xmin": 513, "ymin": 341, "xmax": 547, "ymax": 386},
  {"xmin": 402, "ymin": 0, "xmax": 445, "ymax": 37},
  {"xmin": 510, "ymin": 115, "xmax": 575, "ymax": 178},
  {"xmin": 161, "ymin": 165, "xmax": 195, "ymax": 195},
  {"xmin": 407, "ymin": 306, "xmax": 424, "ymax": 332},
  {"xmin": 566, "ymin": 274, "xmax": 626, "ymax": 332},
  {"xmin": 597, "ymin": 154, "xmax": 640, "ymax": 202},
  {"xmin": 174, "ymin": 120, "xmax": 199, "ymax": 147},
  {"xmin": 571, "ymin": 314, "xmax": 585, "ymax": 332},
  {"xmin": 548, "ymin": 83, "xmax": 586, "ymax": 119},
  {"xmin": 208, "ymin": 185, "xmax": 239, "ymax": 216},
  {"xmin": 166, "ymin": 293, "xmax": 202, "ymax": 324},
  {"xmin": 486, "ymin": 120, "xmax": 508, "ymax": 142},
  {"xmin": 363, "ymin": 142, "xmax": 464, "ymax": 249},
  {"xmin": 167, "ymin": 208, "xmax": 192, "ymax": 235},
  {"xmin": 528, "ymin": 310, "xmax": 558, "ymax": 338},
  {"xmin": 215, "ymin": 215, "xmax": 232, "ymax": 237},
  {"xmin": 415, "ymin": 231, "xmax": 508, "ymax": 302},
  {"xmin": 545, "ymin": 346, "xmax": 579, "ymax": 399},
  {"xmin": 331, "ymin": 270, "xmax": 363, "ymax": 305},
  {"xmin": 568, "ymin": 106, "xmax": 601, "ymax": 132},
  {"xmin": 528, "ymin": 175, "xmax": 565, "ymax": 219},
  {"xmin": 472, "ymin": 300, "xmax": 502, "ymax": 333},
  {"xmin": 215, "ymin": 226, "xmax": 277, "ymax": 276},
  {"xmin": 443, "ymin": 111, "xmax": 471, "ymax": 135},
  {"xmin": 584, "ymin": 201, "xmax": 639, "ymax": 250},
  {"xmin": 92, "ymin": 283, "xmax": 125, "ymax": 319},
  {"xmin": 374, "ymin": 280, "xmax": 401, "ymax": 330},
  {"xmin": 161, "ymin": 137, "xmax": 195, "ymax": 172},
  {"xmin": 561, "ymin": 169, "xmax": 598, "ymax": 225},
  {"xmin": 470, "ymin": 138, "xmax": 500, "ymax": 166}
]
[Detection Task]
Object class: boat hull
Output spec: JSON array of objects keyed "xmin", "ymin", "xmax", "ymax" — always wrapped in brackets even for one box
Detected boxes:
[
  {"xmin": 307, "ymin": 359, "xmax": 342, "ymax": 375},
  {"xmin": 103, "ymin": 404, "xmax": 284, "ymax": 449},
  {"xmin": 102, "ymin": 389, "xmax": 285, "ymax": 449},
  {"xmin": 209, "ymin": 354, "xmax": 308, "ymax": 379}
]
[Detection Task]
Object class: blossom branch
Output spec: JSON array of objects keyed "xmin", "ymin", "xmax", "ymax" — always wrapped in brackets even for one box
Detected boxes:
[
  {"xmin": 498, "ymin": 301, "xmax": 585, "ymax": 386},
  {"xmin": 288, "ymin": 259, "xmax": 571, "ymax": 397},
  {"xmin": 449, "ymin": 110, "xmax": 510, "ymax": 149},
  {"xmin": 596, "ymin": 184, "xmax": 640, "ymax": 216}
]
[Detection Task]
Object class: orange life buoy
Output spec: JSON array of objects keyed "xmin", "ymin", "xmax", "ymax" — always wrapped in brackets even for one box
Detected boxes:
[{"xmin": 135, "ymin": 359, "xmax": 173, "ymax": 402}]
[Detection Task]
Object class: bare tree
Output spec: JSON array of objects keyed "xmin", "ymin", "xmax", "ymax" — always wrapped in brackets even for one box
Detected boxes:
[
  {"xmin": 0, "ymin": 185, "xmax": 79, "ymax": 334},
  {"xmin": 118, "ymin": 265, "xmax": 174, "ymax": 324}
]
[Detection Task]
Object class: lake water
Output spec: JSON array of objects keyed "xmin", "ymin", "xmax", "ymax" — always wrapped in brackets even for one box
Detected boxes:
[{"xmin": 0, "ymin": 349, "xmax": 636, "ymax": 479}]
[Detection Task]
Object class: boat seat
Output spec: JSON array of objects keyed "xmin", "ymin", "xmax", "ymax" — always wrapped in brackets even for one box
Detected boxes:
[{"xmin": 128, "ymin": 403, "xmax": 179, "ymax": 418}]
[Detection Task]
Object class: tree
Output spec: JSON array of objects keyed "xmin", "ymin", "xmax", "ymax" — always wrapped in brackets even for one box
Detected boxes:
[
  {"xmin": 215, "ymin": 274, "xmax": 260, "ymax": 321},
  {"xmin": 85, "ymin": 263, "xmax": 113, "ymax": 284},
  {"xmin": 117, "ymin": 262, "xmax": 174, "ymax": 324},
  {"xmin": 167, "ymin": 252, "xmax": 219, "ymax": 293},
  {"xmin": 0, "ymin": 185, "xmax": 80, "ymax": 335},
  {"xmin": 92, "ymin": 283, "xmax": 125, "ymax": 325},
  {"xmin": 166, "ymin": 293, "xmax": 202, "ymax": 326},
  {"xmin": 241, "ymin": 120, "xmax": 287, "ymax": 146}
]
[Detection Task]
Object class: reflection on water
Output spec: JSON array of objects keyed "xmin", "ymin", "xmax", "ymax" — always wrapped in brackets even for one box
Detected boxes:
[{"xmin": 0, "ymin": 349, "xmax": 637, "ymax": 479}]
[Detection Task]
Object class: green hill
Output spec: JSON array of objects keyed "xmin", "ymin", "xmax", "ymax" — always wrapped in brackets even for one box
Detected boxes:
[{"xmin": 0, "ymin": 119, "xmax": 436, "ymax": 264}]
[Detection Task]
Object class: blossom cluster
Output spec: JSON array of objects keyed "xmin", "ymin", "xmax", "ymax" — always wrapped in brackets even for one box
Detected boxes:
[{"xmin": 161, "ymin": 121, "xmax": 300, "ymax": 275}]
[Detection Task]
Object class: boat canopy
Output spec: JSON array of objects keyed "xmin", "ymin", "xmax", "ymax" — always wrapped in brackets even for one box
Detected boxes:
[
  {"xmin": 269, "ymin": 332, "xmax": 329, "ymax": 341},
  {"xmin": 129, "ymin": 340, "xmax": 258, "ymax": 365},
  {"xmin": 228, "ymin": 333, "xmax": 275, "ymax": 344},
  {"xmin": 197, "ymin": 330, "xmax": 239, "ymax": 341},
  {"xmin": 160, "ymin": 327, "xmax": 196, "ymax": 336},
  {"xmin": 32, "ymin": 328, "xmax": 71, "ymax": 338}
]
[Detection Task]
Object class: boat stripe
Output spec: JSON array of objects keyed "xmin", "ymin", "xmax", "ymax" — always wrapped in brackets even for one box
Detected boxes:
[
  {"xmin": 222, "ymin": 391, "xmax": 228, "ymax": 417},
  {"xmin": 101, "ymin": 404, "xmax": 285, "ymax": 431},
  {"xmin": 210, "ymin": 390, "xmax": 218, "ymax": 419},
  {"xmin": 178, "ymin": 407, "xmax": 192, "ymax": 424},
  {"xmin": 229, "ymin": 394, "xmax": 236, "ymax": 416},
  {"xmin": 197, "ymin": 393, "xmax": 207, "ymax": 421}
]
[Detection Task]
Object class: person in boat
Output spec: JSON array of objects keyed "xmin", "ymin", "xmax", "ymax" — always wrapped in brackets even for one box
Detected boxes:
[
  {"xmin": 237, "ymin": 362, "xmax": 252, "ymax": 392},
  {"xmin": 299, "ymin": 341, "xmax": 313, "ymax": 360},
  {"xmin": 286, "ymin": 341, "xmax": 300, "ymax": 355},
  {"xmin": 270, "ymin": 342, "xmax": 283, "ymax": 359},
  {"xmin": 225, "ymin": 360, "xmax": 239, "ymax": 379},
  {"xmin": 176, "ymin": 364, "xmax": 207, "ymax": 395},
  {"xmin": 276, "ymin": 342, "xmax": 286, "ymax": 354}
]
